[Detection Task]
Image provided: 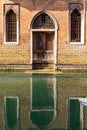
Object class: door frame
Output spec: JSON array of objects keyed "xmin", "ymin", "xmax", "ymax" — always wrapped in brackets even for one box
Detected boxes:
[{"xmin": 30, "ymin": 11, "xmax": 58, "ymax": 69}]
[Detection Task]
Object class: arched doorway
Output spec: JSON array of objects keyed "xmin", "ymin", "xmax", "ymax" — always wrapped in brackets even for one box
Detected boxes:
[{"xmin": 30, "ymin": 11, "xmax": 58, "ymax": 69}]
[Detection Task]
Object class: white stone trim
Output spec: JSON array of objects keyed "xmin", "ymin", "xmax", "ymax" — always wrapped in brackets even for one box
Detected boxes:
[
  {"xmin": 30, "ymin": 11, "xmax": 58, "ymax": 68},
  {"xmin": 4, "ymin": 96, "xmax": 19, "ymax": 120},
  {"xmin": 3, "ymin": 6, "xmax": 19, "ymax": 44},
  {"xmin": 30, "ymin": 31, "xmax": 33, "ymax": 64},
  {"xmin": 68, "ymin": 2, "xmax": 86, "ymax": 45},
  {"xmin": 54, "ymin": 30, "xmax": 58, "ymax": 65}
]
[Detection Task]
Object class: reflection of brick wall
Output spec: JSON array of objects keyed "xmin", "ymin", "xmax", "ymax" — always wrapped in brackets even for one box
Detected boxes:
[
  {"xmin": 0, "ymin": 75, "xmax": 32, "ymax": 130},
  {"xmin": 0, "ymin": 75, "xmax": 87, "ymax": 129},
  {"xmin": 0, "ymin": 0, "xmax": 87, "ymax": 66}
]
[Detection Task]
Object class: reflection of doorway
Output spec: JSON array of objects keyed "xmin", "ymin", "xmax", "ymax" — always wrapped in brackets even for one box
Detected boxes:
[
  {"xmin": 29, "ymin": 75, "xmax": 57, "ymax": 129},
  {"xmin": 68, "ymin": 98, "xmax": 84, "ymax": 130},
  {"xmin": 30, "ymin": 12, "xmax": 58, "ymax": 69}
]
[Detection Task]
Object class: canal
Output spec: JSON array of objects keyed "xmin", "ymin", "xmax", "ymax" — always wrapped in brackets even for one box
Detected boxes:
[{"xmin": 0, "ymin": 72, "xmax": 87, "ymax": 130}]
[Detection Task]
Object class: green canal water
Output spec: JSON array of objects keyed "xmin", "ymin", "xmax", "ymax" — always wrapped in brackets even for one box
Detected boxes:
[{"xmin": 0, "ymin": 73, "xmax": 87, "ymax": 130}]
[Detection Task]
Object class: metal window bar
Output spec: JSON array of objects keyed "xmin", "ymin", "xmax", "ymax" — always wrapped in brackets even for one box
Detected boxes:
[
  {"xmin": 33, "ymin": 13, "xmax": 55, "ymax": 29},
  {"xmin": 6, "ymin": 10, "xmax": 17, "ymax": 42},
  {"xmin": 71, "ymin": 9, "xmax": 81, "ymax": 42}
]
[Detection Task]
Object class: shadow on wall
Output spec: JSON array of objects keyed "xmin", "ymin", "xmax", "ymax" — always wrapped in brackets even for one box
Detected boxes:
[{"xmin": 9, "ymin": 0, "xmax": 67, "ymax": 11}]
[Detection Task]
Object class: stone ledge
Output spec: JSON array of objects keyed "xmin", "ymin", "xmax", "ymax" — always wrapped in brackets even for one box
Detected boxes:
[
  {"xmin": 56, "ymin": 64, "xmax": 87, "ymax": 73},
  {"xmin": 0, "ymin": 64, "xmax": 87, "ymax": 73}
]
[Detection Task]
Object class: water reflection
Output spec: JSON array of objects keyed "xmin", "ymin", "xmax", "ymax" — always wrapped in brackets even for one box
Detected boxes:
[
  {"xmin": 4, "ymin": 97, "xmax": 19, "ymax": 130},
  {"xmin": 30, "ymin": 74, "xmax": 58, "ymax": 129},
  {"xmin": 0, "ymin": 73, "xmax": 87, "ymax": 130},
  {"xmin": 68, "ymin": 98, "xmax": 84, "ymax": 130}
]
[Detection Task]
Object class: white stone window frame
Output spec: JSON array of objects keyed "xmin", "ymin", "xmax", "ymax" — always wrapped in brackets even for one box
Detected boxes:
[
  {"xmin": 68, "ymin": 2, "xmax": 86, "ymax": 45},
  {"xmin": 3, "ymin": 5, "xmax": 19, "ymax": 44}
]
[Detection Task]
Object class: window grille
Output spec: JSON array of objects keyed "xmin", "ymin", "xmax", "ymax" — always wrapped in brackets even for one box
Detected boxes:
[
  {"xmin": 71, "ymin": 9, "xmax": 81, "ymax": 42},
  {"xmin": 32, "ymin": 13, "xmax": 55, "ymax": 29},
  {"xmin": 6, "ymin": 9, "xmax": 17, "ymax": 42}
]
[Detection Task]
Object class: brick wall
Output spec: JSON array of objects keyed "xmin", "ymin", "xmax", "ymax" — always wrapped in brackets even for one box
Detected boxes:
[{"xmin": 0, "ymin": 0, "xmax": 87, "ymax": 67}]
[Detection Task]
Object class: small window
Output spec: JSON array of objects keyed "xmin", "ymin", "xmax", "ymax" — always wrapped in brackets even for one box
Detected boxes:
[
  {"xmin": 6, "ymin": 9, "xmax": 17, "ymax": 42},
  {"xmin": 71, "ymin": 9, "xmax": 81, "ymax": 42},
  {"xmin": 69, "ymin": 3, "xmax": 85, "ymax": 44}
]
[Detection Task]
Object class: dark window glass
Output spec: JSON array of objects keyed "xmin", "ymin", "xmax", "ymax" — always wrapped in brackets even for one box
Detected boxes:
[
  {"xmin": 32, "ymin": 13, "xmax": 55, "ymax": 29},
  {"xmin": 71, "ymin": 9, "xmax": 81, "ymax": 42},
  {"xmin": 6, "ymin": 9, "xmax": 17, "ymax": 42}
]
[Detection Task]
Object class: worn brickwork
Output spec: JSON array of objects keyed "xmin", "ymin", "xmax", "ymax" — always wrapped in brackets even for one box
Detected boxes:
[{"xmin": 0, "ymin": 0, "xmax": 87, "ymax": 68}]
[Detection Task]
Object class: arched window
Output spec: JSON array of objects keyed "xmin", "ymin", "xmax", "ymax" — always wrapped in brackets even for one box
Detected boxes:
[
  {"xmin": 32, "ymin": 13, "xmax": 55, "ymax": 29},
  {"xmin": 6, "ymin": 9, "xmax": 17, "ymax": 42},
  {"xmin": 71, "ymin": 9, "xmax": 81, "ymax": 42}
]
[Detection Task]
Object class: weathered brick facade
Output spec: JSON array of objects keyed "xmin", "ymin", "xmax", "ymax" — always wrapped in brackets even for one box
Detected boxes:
[{"xmin": 0, "ymin": 0, "xmax": 87, "ymax": 69}]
